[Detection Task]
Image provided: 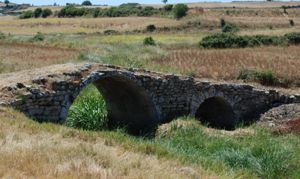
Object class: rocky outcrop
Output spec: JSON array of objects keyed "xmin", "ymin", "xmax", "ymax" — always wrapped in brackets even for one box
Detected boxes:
[{"xmin": 259, "ymin": 103, "xmax": 300, "ymax": 126}]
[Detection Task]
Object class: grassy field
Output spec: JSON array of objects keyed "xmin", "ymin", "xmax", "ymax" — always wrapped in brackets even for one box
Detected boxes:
[{"xmin": 1, "ymin": 2, "xmax": 300, "ymax": 178}]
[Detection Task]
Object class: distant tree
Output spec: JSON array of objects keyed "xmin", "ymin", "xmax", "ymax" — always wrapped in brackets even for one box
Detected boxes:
[
  {"xmin": 53, "ymin": 2, "xmax": 57, "ymax": 6},
  {"xmin": 82, "ymin": 0, "xmax": 92, "ymax": 6},
  {"xmin": 162, "ymin": 0, "xmax": 168, "ymax": 4},
  {"xmin": 33, "ymin": 8, "xmax": 42, "ymax": 18},
  {"xmin": 4, "ymin": 0, "xmax": 9, "ymax": 5},
  {"xmin": 41, "ymin": 8, "xmax": 52, "ymax": 18},
  {"xmin": 173, "ymin": 4, "xmax": 188, "ymax": 19}
]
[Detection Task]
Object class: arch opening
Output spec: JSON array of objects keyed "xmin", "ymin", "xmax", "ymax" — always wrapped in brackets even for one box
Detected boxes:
[
  {"xmin": 195, "ymin": 97, "xmax": 236, "ymax": 130},
  {"xmin": 67, "ymin": 76, "xmax": 159, "ymax": 136}
]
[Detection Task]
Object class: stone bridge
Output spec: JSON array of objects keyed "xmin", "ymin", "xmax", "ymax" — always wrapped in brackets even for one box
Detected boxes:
[{"xmin": 0, "ymin": 63, "xmax": 299, "ymax": 134}]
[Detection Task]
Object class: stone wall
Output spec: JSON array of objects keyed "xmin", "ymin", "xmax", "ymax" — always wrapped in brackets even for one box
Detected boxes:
[{"xmin": 1, "ymin": 63, "xmax": 299, "ymax": 132}]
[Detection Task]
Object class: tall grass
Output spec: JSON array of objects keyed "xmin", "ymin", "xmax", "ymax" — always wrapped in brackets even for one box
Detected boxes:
[
  {"xmin": 104, "ymin": 119, "xmax": 300, "ymax": 178},
  {"xmin": 66, "ymin": 85, "xmax": 108, "ymax": 131}
]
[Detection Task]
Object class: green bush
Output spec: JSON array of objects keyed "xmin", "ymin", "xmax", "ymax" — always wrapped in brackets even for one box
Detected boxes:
[
  {"xmin": 41, "ymin": 8, "xmax": 52, "ymax": 18},
  {"xmin": 285, "ymin": 32, "xmax": 300, "ymax": 44},
  {"xmin": 173, "ymin": 4, "xmax": 188, "ymax": 19},
  {"xmin": 58, "ymin": 4, "xmax": 160, "ymax": 18},
  {"xmin": 33, "ymin": 8, "xmax": 42, "ymax": 18},
  {"xmin": 289, "ymin": 19, "xmax": 295, "ymax": 26},
  {"xmin": 200, "ymin": 33, "xmax": 249, "ymax": 48},
  {"xmin": 103, "ymin": 29, "xmax": 118, "ymax": 35},
  {"xmin": 220, "ymin": 18, "xmax": 226, "ymax": 28},
  {"xmin": 164, "ymin": 4, "xmax": 173, "ymax": 11},
  {"xmin": 19, "ymin": 10, "xmax": 34, "ymax": 19},
  {"xmin": 0, "ymin": 32, "xmax": 5, "ymax": 40},
  {"xmin": 237, "ymin": 68, "xmax": 280, "ymax": 86},
  {"xmin": 66, "ymin": 85, "xmax": 108, "ymax": 131},
  {"xmin": 250, "ymin": 35, "xmax": 286, "ymax": 46},
  {"xmin": 31, "ymin": 32, "xmax": 45, "ymax": 42},
  {"xmin": 199, "ymin": 33, "xmax": 298, "ymax": 49},
  {"xmin": 222, "ymin": 23, "xmax": 239, "ymax": 33},
  {"xmin": 146, "ymin": 24, "xmax": 156, "ymax": 32},
  {"xmin": 143, "ymin": 37, "xmax": 156, "ymax": 46}
]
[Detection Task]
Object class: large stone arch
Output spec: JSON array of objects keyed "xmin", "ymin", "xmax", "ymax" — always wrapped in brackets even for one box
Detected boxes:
[{"xmin": 66, "ymin": 72, "xmax": 160, "ymax": 135}]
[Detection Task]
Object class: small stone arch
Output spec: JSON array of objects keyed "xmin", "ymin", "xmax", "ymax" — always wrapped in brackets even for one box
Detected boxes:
[
  {"xmin": 68, "ymin": 72, "xmax": 160, "ymax": 135},
  {"xmin": 195, "ymin": 96, "xmax": 236, "ymax": 130}
]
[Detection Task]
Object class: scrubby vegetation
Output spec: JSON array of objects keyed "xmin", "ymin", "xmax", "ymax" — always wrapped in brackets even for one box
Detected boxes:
[
  {"xmin": 66, "ymin": 85, "xmax": 108, "ymax": 131},
  {"xmin": 20, "ymin": 8, "xmax": 52, "ymax": 19},
  {"xmin": 237, "ymin": 68, "xmax": 292, "ymax": 87},
  {"xmin": 173, "ymin": 4, "xmax": 189, "ymax": 19},
  {"xmin": 200, "ymin": 33, "xmax": 300, "ymax": 48},
  {"xmin": 143, "ymin": 37, "xmax": 156, "ymax": 46},
  {"xmin": 18, "ymin": 3, "xmax": 189, "ymax": 19},
  {"xmin": 30, "ymin": 32, "xmax": 45, "ymax": 42},
  {"xmin": 57, "ymin": 4, "xmax": 163, "ymax": 18}
]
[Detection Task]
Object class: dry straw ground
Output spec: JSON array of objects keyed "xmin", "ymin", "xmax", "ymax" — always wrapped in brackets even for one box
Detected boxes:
[
  {"xmin": 157, "ymin": 46, "xmax": 300, "ymax": 85},
  {"xmin": 0, "ymin": 108, "xmax": 212, "ymax": 179},
  {"xmin": 0, "ymin": 16, "xmax": 181, "ymax": 35},
  {"xmin": 0, "ymin": 42, "xmax": 79, "ymax": 73}
]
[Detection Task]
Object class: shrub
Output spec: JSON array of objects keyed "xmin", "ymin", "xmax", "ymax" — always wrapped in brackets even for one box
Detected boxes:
[
  {"xmin": 251, "ymin": 35, "xmax": 286, "ymax": 46},
  {"xmin": 289, "ymin": 19, "xmax": 295, "ymax": 26},
  {"xmin": 31, "ymin": 32, "xmax": 45, "ymax": 42},
  {"xmin": 66, "ymin": 88, "xmax": 108, "ymax": 131},
  {"xmin": 285, "ymin": 32, "xmax": 300, "ymax": 44},
  {"xmin": 143, "ymin": 37, "xmax": 156, "ymax": 46},
  {"xmin": 41, "ymin": 8, "xmax": 52, "ymax": 18},
  {"xmin": 173, "ymin": 4, "xmax": 188, "ymax": 19},
  {"xmin": 146, "ymin": 24, "xmax": 156, "ymax": 32},
  {"xmin": 0, "ymin": 32, "xmax": 5, "ymax": 40},
  {"xmin": 138, "ymin": 6, "xmax": 156, "ymax": 16},
  {"xmin": 200, "ymin": 33, "xmax": 249, "ymax": 48},
  {"xmin": 222, "ymin": 23, "xmax": 239, "ymax": 33},
  {"xmin": 237, "ymin": 68, "xmax": 279, "ymax": 86},
  {"xmin": 33, "ymin": 8, "xmax": 42, "ymax": 18},
  {"xmin": 164, "ymin": 4, "xmax": 173, "ymax": 11},
  {"xmin": 19, "ymin": 10, "xmax": 33, "ymax": 19},
  {"xmin": 220, "ymin": 18, "xmax": 226, "ymax": 28},
  {"xmin": 103, "ymin": 29, "xmax": 118, "ymax": 35},
  {"xmin": 200, "ymin": 33, "xmax": 292, "ymax": 49}
]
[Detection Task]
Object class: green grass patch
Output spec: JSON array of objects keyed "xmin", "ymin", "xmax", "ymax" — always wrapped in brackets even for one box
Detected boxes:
[
  {"xmin": 237, "ymin": 68, "xmax": 292, "ymax": 87},
  {"xmin": 66, "ymin": 85, "xmax": 108, "ymax": 131}
]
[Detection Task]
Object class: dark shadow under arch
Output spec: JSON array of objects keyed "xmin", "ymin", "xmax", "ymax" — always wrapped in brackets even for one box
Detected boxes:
[
  {"xmin": 195, "ymin": 97, "xmax": 236, "ymax": 130},
  {"xmin": 92, "ymin": 76, "xmax": 159, "ymax": 135}
]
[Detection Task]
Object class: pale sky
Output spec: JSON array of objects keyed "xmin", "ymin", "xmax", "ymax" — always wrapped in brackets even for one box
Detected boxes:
[{"xmin": 8, "ymin": 0, "xmax": 234, "ymax": 6}]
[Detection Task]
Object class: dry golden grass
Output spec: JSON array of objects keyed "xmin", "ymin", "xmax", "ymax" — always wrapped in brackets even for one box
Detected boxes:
[
  {"xmin": 0, "ymin": 16, "xmax": 181, "ymax": 35},
  {"xmin": 0, "ymin": 107, "xmax": 213, "ymax": 179},
  {"xmin": 0, "ymin": 42, "xmax": 80, "ymax": 73},
  {"xmin": 157, "ymin": 46, "xmax": 300, "ymax": 85}
]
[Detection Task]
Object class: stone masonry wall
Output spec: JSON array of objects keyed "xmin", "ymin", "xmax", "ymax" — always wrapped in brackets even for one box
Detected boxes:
[{"xmin": 1, "ymin": 63, "xmax": 299, "ymax": 129}]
